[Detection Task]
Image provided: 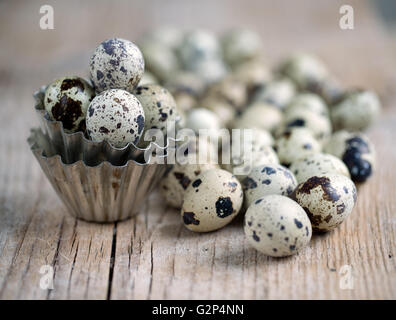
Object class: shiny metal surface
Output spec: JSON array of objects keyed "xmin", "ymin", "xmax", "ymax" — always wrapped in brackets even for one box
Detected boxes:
[{"xmin": 28, "ymin": 129, "xmax": 170, "ymax": 222}]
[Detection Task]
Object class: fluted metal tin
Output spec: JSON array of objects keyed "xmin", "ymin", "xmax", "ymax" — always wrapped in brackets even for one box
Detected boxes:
[
  {"xmin": 28, "ymin": 129, "xmax": 170, "ymax": 222},
  {"xmin": 34, "ymin": 84, "xmax": 178, "ymax": 166}
]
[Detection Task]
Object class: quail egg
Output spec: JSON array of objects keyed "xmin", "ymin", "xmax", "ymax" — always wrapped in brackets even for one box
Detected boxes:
[
  {"xmin": 139, "ymin": 41, "xmax": 180, "ymax": 82},
  {"xmin": 160, "ymin": 162, "xmax": 218, "ymax": 209},
  {"xmin": 89, "ymin": 38, "xmax": 144, "ymax": 93},
  {"xmin": 233, "ymin": 102, "xmax": 283, "ymax": 133},
  {"xmin": 279, "ymin": 53, "xmax": 329, "ymax": 90},
  {"xmin": 281, "ymin": 108, "xmax": 332, "ymax": 142},
  {"xmin": 285, "ymin": 93, "xmax": 329, "ymax": 117},
  {"xmin": 275, "ymin": 128, "xmax": 321, "ymax": 166},
  {"xmin": 179, "ymin": 30, "xmax": 221, "ymax": 68},
  {"xmin": 244, "ymin": 195, "xmax": 312, "ymax": 257},
  {"xmin": 221, "ymin": 29, "xmax": 263, "ymax": 67},
  {"xmin": 133, "ymin": 84, "xmax": 178, "ymax": 144},
  {"xmin": 289, "ymin": 153, "xmax": 350, "ymax": 183},
  {"xmin": 233, "ymin": 59, "xmax": 272, "ymax": 91},
  {"xmin": 223, "ymin": 144, "xmax": 279, "ymax": 179},
  {"xmin": 86, "ymin": 89, "xmax": 145, "ymax": 148},
  {"xmin": 44, "ymin": 76, "xmax": 95, "ymax": 133},
  {"xmin": 200, "ymin": 96, "xmax": 236, "ymax": 127},
  {"xmin": 242, "ymin": 164, "xmax": 298, "ymax": 208},
  {"xmin": 324, "ymin": 130, "xmax": 375, "ymax": 182},
  {"xmin": 292, "ymin": 173, "xmax": 357, "ymax": 232},
  {"xmin": 185, "ymin": 108, "xmax": 222, "ymax": 133},
  {"xmin": 138, "ymin": 71, "xmax": 158, "ymax": 86},
  {"xmin": 252, "ymin": 78, "xmax": 296, "ymax": 109},
  {"xmin": 181, "ymin": 169, "xmax": 243, "ymax": 232},
  {"xmin": 331, "ymin": 89, "xmax": 381, "ymax": 131}
]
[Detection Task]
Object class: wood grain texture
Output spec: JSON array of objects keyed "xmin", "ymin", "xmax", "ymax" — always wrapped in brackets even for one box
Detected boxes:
[{"xmin": 0, "ymin": 0, "xmax": 395, "ymax": 299}]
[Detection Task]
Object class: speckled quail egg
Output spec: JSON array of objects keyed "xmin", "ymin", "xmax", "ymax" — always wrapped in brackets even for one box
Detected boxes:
[
  {"xmin": 133, "ymin": 84, "xmax": 178, "ymax": 143},
  {"xmin": 181, "ymin": 169, "xmax": 243, "ymax": 232},
  {"xmin": 242, "ymin": 164, "xmax": 298, "ymax": 208},
  {"xmin": 139, "ymin": 41, "xmax": 180, "ymax": 82},
  {"xmin": 275, "ymin": 128, "xmax": 321, "ymax": 166},
  {"xmin": 221, "ymin": 29, "xmax": 263, "ymax": 67},
  {"xmin": 292, "ymin": 173, "xmax": 357, "ymax": 232},
  {"xmin": 285, "ymin": 93, "xmax": 329, "ymax": 117},
  {"xmin": 233, "ymin": 102, "xmax": 283, "ymax": 133},
  {"xmin": 289, "ymin": 153, "xmax": 350, "ymax": 183},
  {"xmin": 279, "ymin": 53, "xmax": 329, "ymax": 90},
  {"xmin": 252, "ymin": 78, "xmax": 296, "ymax": 109},
  {"xmin": 244, "ymin": 195, "xmax": 312, "ymax": 257},
  {"xmin": 281, "ymin": 108, "xmax": 332, "ymax": 143},
  {"xmin": 89, "ymin": 38, "xmax": 144, "ymax": 93},
  {"xmin": 205, "ymin": 75, "xmax": 248, "ymax": 110},
  {"xmin": 200, "ymin": 97, "xmax": 236, "ymax": 128},
  {"xmin": 166, "ymin": 71, "xmax": 206, "ymax": 98},
  {"xmin": 176, "ymin": 134, "xmax": 219, "ymax": 165},
  {"xmin": 179, "ymin": 30, "xmax": 221, "ymax": 68},
  {"xmin": 233, "ymin": 59, "xmax": 272, "ymax": 91},
  {"xmin": 307, "ymin": 76, "xmax": 345, "ymax": 106},
  {"xmin": 185, "ymin": 108, "xmax": 222, "ymax": 133},
  {"xmin": 44, "ymin": 76, "xmax": 95, "ymax": 133},
  {"xmin": 138, "ymin": 26, "xmax": 183, "ymax": 51},
  {"xmin": 189, "ymin": 58, "xmax": 228, "ymax": 84},
  {"xmin": 324, "ymin": 130, "xmax": 375, "ymax": 182},
  {"xmin": 223, "ymin": 144, "xmax": 279, "ymax": 179},
  {"xmin": 138, "ymin": 71, "xmax": 158, "ymax": 86},
  {"xmin": 86, "ymin": 89, "xmax": 145, "ymax": 148},
  {"xmin": 331, "ymin": 89, "xmax": 381, "ymax": 131},
  {"xmin": 160, "ymin": 162, "xmax": 218, "ymax": 209}
]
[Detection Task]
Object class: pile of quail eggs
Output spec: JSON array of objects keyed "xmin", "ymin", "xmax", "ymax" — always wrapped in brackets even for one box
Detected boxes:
[
  {"xmin": 42, "ymin": 27, "xmax": 380, "ymax": 258},
  {"xmin": 43, "ymin": 37, "xmax": 179, "ymax": 149},
  {"xmin": 149, "ymin": 27, "xmax": 379, "ymax": 258}
]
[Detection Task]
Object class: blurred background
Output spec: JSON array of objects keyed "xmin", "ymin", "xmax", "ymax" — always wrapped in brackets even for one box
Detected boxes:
[{"xmin": 0, "ymin": 0, "xmax": 396, "ymax": 96}]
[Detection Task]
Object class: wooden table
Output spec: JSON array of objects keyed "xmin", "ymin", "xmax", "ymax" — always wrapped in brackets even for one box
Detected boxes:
[{"xmin": 0, "ymin": 0, "xmax": 395, "ymax": 299}]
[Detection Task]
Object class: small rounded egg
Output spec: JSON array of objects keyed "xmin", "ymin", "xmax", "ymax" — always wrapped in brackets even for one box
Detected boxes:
[
  {"xmin": 289, "ymin": 153, "xmax": 350, "ymax": 183},
  {"xmin": 324, "ymin": 130, "xmax": 375, "ymax": 182},
  {"xmin": 244, "ymin": 195, "xmax": 312, "ymax": 257},
  {"xmin": 185, "ymin": 108, "xmax": 221, "ymax": 133},
  {"xmin": 285, "ymin": 93, "xmax": 329, "ymax": 117},
  {"xmin": 275, "ymin": 128, "xmax": 321, "ymax": 166},
  {"xmin": 44, "ymin": 76, "xmax": 95, "ymax": 133},
  {"xmin": 233, "ymin": 102, "xmax": 283, "ymax": 133},
  {"xmin": 179, "ymin": 30, "xmax": 221, "ymax": 68},
  {"xmin": 331, "ymin": 89, "xmax": 381, "ymax": 131},
  {"xmin": 181, "ymin": 169, "xmax": 243, "ymax": 232},
  {"xmin": 89, "ymin": 38, "xmax": 144, "ymax": 93},
  {"xmin": 221, "ymin": 29, "xmax": 263, "ymax": 67},
  {"xmin": 133, "ymin": 84, "xmax": 178, "ymax": 139},
  {"xmin": 86, "ymin": 89, "xmax": 145, "ymax": 148},
  {"xmin": 293, "ymin": 173, "xmax": 357, "ymax": 232},
  {"xmin": 233, "ymin": 59, "xmax": 272, "ymax": 91},
  {"xmin": 242, "ymin": 164, "xmax": 298, "ymax": 208},
  {"xmin": 281, "ymin": 108, "xmax": 332, "ymax": 142},
  {"xmin": 279, "ymin": 53, "xmax": 329, "ymax": 90},
  {"xmin": 160, "ymin": 162, "xmax": 218, "ymax": 209},
  {"xmin": 252, "ymin": 78, "xmax": 296, "ymax": 109}
]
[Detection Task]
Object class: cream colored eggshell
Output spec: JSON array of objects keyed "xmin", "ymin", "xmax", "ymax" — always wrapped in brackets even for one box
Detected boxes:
[
  {"xmin": 44, "ymin": 76, "xmax": 95, "ymax": 133},
  {"xmin": 285, "ymin": 93, "xmax": 329, "ymax": 117},
  {"xmin": 160, "ymin": 162, "xmax": 218, "ymax": 209},
  {"xmin": 86, "ymin": 89, "xmax": 145, "ymax": 148},
  {"xmin": 290, "ymin": 153, "xmax": 350, "ymax": 183},
  {"xmin": 233, "ymin": 102, "xmax": 283, "ymax": 133},
  {"xmin": 331, "ymin": 90, "xmax": 381, "ymax": 131},
  {"xmin": 252, "ymin": 78, "xmax": 296, "ymax": 109},
  {"xmin": 244, "ymin": 194, "xmax": 312, "ymax": 257},
  {"xmin": 181, "ymin": 169, "xmax": 243, "ymax": 232},
  {"xmin": 133, "ymin": 84, "xmax": 178, "ymax": 136},
  {"xmin": 89, "ymin": 38, "xmax": 144, "ymax": 93},
  {"xmin": 282, "ymin": 108, "xmax": 332, "ymax": 142},
  {"xmin": 275, "ymin": 128, "xmax": 321, "ymax": 166},
  {"xmin": 242, "ymin": 164, "xmax": 298, "ymax": 208},
  {"xmin": 294, "ymin": 173, "xmax": 357, "ymax": 232}
]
